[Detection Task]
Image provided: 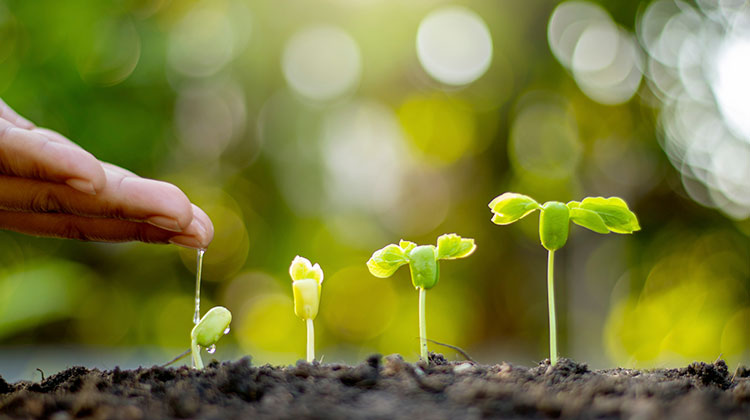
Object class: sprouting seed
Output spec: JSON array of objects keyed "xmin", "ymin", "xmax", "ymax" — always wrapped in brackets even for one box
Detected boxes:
[
  {"xmin": 488, "ymin": 193, "xmax": 640, "ymax": 365},
  {"xmin": 191, "ymin": 306, "xmax": 232, "ymax": 369},
  {"xmin": 289, "ymin": 256, "xmax": 324, "ymax": 363},
  {"xmin": 367, "ymin": 233, "xmax": 476, "ymax": 360}
]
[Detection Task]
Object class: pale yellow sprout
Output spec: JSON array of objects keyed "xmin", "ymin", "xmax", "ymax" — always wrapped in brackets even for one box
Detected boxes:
[{"xmin": 289, "ymin": 256, "xmax": 324, "ymax": 362}]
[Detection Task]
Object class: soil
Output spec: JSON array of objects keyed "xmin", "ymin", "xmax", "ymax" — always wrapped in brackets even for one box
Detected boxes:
[{"xmin": 1, "ymin": 353, "xmax": 749, "ymax": 419}]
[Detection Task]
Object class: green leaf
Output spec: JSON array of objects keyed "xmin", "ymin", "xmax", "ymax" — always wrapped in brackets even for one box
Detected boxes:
[
  {"xmin": 578, "ymin": 196, "xmax": 640, "ymax": 234},
  {"xmin": 569, "ymin": 208, "xmax": 610, "ymax": 234},
  {"xmin": 436, "ymin": 233, "xmax": 476, "ymax": 260},
  {"xmin": 489, "ymin": 192, "xmax": 540, "ymax": 225},
  {"xmin": 367, "ymin": 244, "xmax": 409, "ymax": 278},
  {"xmin": 539, "ymin": 201, "xmax": 570, "ymax": 251},
  {"xmin": 399, "ymin": 240, "xmax": 417, "ymax": 253},
  {"xmin": 408, "ymin": 245, "xmax": 439, "ymax": 289}
]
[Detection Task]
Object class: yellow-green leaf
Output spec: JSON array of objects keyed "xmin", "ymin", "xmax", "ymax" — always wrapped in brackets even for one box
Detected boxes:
[
  {"xmin": 366, "ymin": 244, "xmax": 409, "ymax": 278},
  {"xmin": 569, "ymin": 207, "xmax": 610, "ymax": 234},
  {"xmin": 489, "ymin": 192, "xmax": 540, "ymax": 225},
  {"xmin": 436, "ymin": 233, "xmax": 476, "ymax": 260},
  {"xmin": 578, "ymin": 196, "xmax": 640, "ymax": 234}
]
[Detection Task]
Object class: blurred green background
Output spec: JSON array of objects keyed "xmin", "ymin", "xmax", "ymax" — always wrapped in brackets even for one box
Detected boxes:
[{"xmin": 0, "ymin": 0, "xmax": 748, "ymax": 377}]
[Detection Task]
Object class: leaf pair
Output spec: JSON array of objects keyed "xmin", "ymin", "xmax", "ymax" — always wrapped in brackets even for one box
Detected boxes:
[
  {"xmin": 489, "ymin": 193, "xmax": 639, "ymax": 235},
  {"xmin": 367, "ymin": 233, "xmax": 476, "ymax": 290}
]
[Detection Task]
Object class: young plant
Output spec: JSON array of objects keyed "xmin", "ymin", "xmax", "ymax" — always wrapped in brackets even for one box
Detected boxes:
[
  {"xmin": 191, "ymin": 306, "xmax": 232, "ymax": 369},
  {"xmin": 289, "ymin": 256, "xmax": 324, "ymax": 363},
  {"xmin": 367, "ymin": 233, "xmax": 476, "ymax": 360},
  {"xmin": 488, "ymin": 193, "xmax": 639, "ymax": 365}
]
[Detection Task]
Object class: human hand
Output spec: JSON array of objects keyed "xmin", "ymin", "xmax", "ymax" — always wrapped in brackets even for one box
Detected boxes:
[{"xmin": 0, "ymin": 99, "xmax": 213, "ymax": 249}]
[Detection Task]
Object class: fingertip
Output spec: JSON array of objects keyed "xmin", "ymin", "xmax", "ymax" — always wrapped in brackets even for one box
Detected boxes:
[{"xmin": 168, "ymin": 206, "xmax": 213, "ymax": 250}]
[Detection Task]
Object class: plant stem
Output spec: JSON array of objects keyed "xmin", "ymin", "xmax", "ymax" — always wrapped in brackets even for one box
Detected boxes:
[
  {"xmin": 191, "ymin": 339, "xmax": 203, "ymax": 369},
  {"xmin": 306, "ymin": 318, "xmax": 315, "ymax": 363},
  {"xmin": 547, "ymin": 250, "xmax": 558, "ymax": 366},
  {"xmin": 419, "ymin": 287, "xmax": 427, "ymax": 360}
]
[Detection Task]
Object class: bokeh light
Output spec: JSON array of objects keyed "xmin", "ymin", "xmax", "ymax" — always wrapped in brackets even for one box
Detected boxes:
[
  {"xmin": 637, "ymin": 0, "xmax": 750, "ymax": 219},
  {"xmin": 168, "ymin": 0, "xmax": 250, "ymax": 78},
  {"xmin": 282, "ymin": 25, "xmax": 362, "ymax": 102},
  {"xmin": 549, "ymin": 1, "xmax": 642, "ymax": 105},
  {"xmin": 416, "ymin": 6, "xmax": 493, "ymax": 86},
  {"xmin": 509, "ymin": 93, "xmax": 582, "ymax": 180}
]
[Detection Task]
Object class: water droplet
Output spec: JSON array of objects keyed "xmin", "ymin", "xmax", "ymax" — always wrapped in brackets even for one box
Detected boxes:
[
  {"xmin": 223, "ymin": 327, "xmax": 231, "ymax": 335},
  {"xmin": 193, "ymin": 249, "xmax": 205, "ymax": 325},
  {"xmin": 207, "ymin": 344, "xmax": 216, "ymax": 354}
]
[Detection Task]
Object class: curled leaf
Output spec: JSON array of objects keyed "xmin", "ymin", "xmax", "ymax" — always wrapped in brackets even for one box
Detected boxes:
[
  {"xmin": 578, "ymin": 196, "xmax": 640, "ymax": 234},
  {"xmin": 436, "ymin": 233, "xmax": 476, "ymax": 260},
  {"xmin": 366, "ymin": 244, "xmax": 409, "ymax": 278},
  {"xmin": 289, "ymin": 256, "xmax": 324, "ymax": 284},
  {"xmin": 191, "ymin": 306, "xmax": 232, "ymax": 348},
  {"xmin": 569, "ymin": 207, "xmax": 609, "ymax": 234},
  {"xmin": 489, "ymin": 192, "xmax": 541, "ymax": 225}
]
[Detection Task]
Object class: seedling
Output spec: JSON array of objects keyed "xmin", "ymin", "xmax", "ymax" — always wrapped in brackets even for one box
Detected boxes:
[
  {"xmin": 488, "ymin": 193, "xmax": 639, "ymax": 365},
  {"xmin": 191, "ymin": 306, "xmax": 232, "ymax": 369},
  {"xmin": 367, "ymin": 233, "xmax": 476, "ymax": 360},
  {"xmin": 289, "ymin": 256, "xmax": 324, "ymax": 363}
]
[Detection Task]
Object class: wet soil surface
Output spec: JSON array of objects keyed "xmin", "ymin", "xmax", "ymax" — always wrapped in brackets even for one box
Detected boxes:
[{"xmin": 1, "ymin": 354, "xmax": 749, "ymax": 419}]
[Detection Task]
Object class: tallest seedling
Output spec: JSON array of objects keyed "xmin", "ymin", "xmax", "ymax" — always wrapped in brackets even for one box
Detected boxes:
[{"xmin": 489, "ymin": 193, "xmax": 639, "ymax": 365}]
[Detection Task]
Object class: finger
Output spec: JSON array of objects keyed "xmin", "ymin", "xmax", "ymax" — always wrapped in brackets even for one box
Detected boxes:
[
  {"xmin": 0, "ymin": 99, "xmax": 35, "ymax": 129},
  {"xmin": 169, "ymin": 204, "xmax": 214, "ymax": 248},
  {"xmin": 0, "ymin": 210, "xmax": 208, "ymax": 247},
  {"xmin": 31, "ymin": 127, "xmax": 79, "ymax": 148},
  {"xmin": 21, "ymin": 128, "xmax": 139, "ymax": 179},
  {"xmin": 102, "ymin": 162, "xmax": 139, "ymax": 178},
  {"xmin": 0, "ymin": 169, "xmax": 194, "ymax": 232},
  {"xmin": 0, "ymin": 119, "xmax": 106, "ymax": 194}
]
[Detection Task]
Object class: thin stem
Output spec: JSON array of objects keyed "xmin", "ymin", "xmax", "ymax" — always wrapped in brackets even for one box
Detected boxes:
[
  {"xmin": 547, "ymin": 250, "xmax": 558, "ymax": 366},
  {"xmin": 191, "ymin": 339, "xmax": 203, "ymax": 369},
  {"xmin": 306, "ymin": 318, "xmax": 315, "ymax": 363},
  {"xmin": 419, "ymin": 287, "xmax": 427, "ymax": 360}
]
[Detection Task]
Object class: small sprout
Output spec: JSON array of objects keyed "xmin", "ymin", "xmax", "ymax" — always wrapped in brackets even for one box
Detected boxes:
[
  {"xmin": 191, "ymin": 306, "xmax": 232, "ymax": 369},
  {"xmin": 489, "ymin": 193, "xmax": 639, "ymax": 365},
  {"xmin": 367, "ymin": 233, "xmax": 476, "ymax": 360},
  {"xmin": 289, "ymin": 256, "xmax": 324, "ymax": 363}
]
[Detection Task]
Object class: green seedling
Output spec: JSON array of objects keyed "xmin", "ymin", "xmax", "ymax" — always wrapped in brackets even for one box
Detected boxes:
[
  {"xmin": 191, "ymin": 306, "xmax": 232, "ymax": 369},
  {"xmin": 367, "ymin": 233, "xmax": 476, "ymax": 360},
  {"xmin": 289, "ymin": 256, "xmax": 324, "ymax": 363},
  {"xmin": 488, "ymin": 193, "xmax": 639, "ymax": 365}
]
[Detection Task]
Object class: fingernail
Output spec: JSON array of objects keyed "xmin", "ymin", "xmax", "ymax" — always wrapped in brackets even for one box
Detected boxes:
[
  {"xmin": 147, "ymin": 216, "xmax": 183, "ymax": 233},
  {"xmin": 169, "ymin": 235, "xmax": 203, "ymax": 249},
  {"xmin": 66, "ymin": 178, "xmax": 96, "ymax": 195}
]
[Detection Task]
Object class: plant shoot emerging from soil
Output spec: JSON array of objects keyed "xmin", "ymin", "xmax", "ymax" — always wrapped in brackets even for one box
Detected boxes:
[
  {"xmin": 367, "ymin": 234, "xmax": 476, "ymax": 360},
  {"xmin": 289, "ymin": 256, "xmax": 324, "ymax": 363},
  {"xmin": 191, "ymin": 306, "xmax": 232, "ymax": 369},
  {"xmin": 489, "ymin": 193, "xmax": 639, "ymax": 365}
]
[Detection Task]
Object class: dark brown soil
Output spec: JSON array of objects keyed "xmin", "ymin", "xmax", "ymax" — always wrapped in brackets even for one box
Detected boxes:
[{"xmin": 1, "ymin": 354, "xmax": 749, "ymax": 419}]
